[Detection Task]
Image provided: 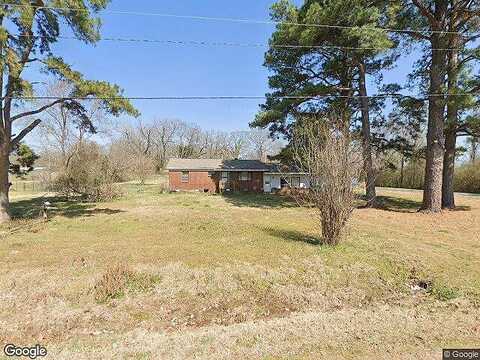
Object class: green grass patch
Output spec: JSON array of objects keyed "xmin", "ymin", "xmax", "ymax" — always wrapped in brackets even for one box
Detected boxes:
[
  {"xmin": 429, "ymin": 282, "xmax": 459, "ymax": 301},
  {"xmin": 93, "ymin": 264, "xmax": 160, "ymax": 303}
]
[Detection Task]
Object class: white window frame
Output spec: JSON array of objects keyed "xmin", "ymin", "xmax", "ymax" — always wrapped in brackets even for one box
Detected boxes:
[
  {"xmin": 181, "ymin": 171, "xmax": 189, "ymax": 183},
  {"xmin": 239, "ymin": 172, "xmax": 251, "ymax": 181},
  {"xmin": 290, "ymin": 176, "xmax": 301, "ymax": 188}
]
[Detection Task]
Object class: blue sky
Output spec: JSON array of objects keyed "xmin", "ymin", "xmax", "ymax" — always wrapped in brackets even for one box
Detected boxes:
[{"xmin": 28, "ymin": 0, "xmax": 417, "ymax": 132}]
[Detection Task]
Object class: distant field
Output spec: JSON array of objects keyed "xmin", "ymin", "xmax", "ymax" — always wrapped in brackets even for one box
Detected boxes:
[{"xmin": 1, "ymin": 180, "xmax": 479, "ymax": 359}]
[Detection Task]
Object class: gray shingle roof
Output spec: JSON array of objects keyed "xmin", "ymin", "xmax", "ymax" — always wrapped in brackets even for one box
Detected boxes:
[
  {"xmin": 167, "ymin": 159, "xmax": 272, "ymax": 171},
  {"xmin": 221, "ymin": 160, "xmax": 271, "ymax": 171},
  {"xmin": 166, "ymin": 158, "xmax": 223, "ymax": 171},
  {"xmin": 265, "ymin": 163, "xmax": 306, "ymax": 174},
  {"xmin": 167, "ymin": 158, "xmax": 307, "ymax": 173}
]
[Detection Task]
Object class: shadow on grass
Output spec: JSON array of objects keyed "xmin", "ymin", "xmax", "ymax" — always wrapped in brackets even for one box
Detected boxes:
[
  {"xmin": 261, "ymin": 227, "xmax": 321, "ymax": 245},
  {"xmin": 374, "ymin": 195, "xmax": 422, "ymax": 213},
  {"xmin": 359, "ymin": 195, "xmax": 471, "ymax": 213},
  {"xmin": 222, "ymin": 193, "xmax": 298, "ymax": 209},
  {"xmin": 10, "ymin": 196, "xmax": 124, "ymax": 220}
]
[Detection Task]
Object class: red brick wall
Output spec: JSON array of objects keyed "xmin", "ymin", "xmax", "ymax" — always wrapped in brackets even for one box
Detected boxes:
[{"xmin": 169, "ymin": 171, "xmax": 218, "ymax": 192}]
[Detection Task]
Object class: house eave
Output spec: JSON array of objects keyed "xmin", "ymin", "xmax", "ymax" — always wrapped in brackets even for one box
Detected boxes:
[
  {"xmin": 167, "ymin": 168, "xmax": 218, "ymax": 171},
  {"xmin": 265, "ymin": 172, "xmax": 309, "ymax": 175},
  {"xmin": 168, "ymin": 168, "xmax": 269, "ymax": 172}
]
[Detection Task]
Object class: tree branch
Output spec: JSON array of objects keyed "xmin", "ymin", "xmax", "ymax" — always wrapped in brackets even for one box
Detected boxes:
[
  {"xmin": 10, "ymin": 119, "xmax": 42, "ymax": 149},
  {"xmin": 11, "ymin": 99, "xmax": 67, "ymax": 122},
  {"xmin": 412, "ymin": 0, "xmax": 438, "ymax": 28}
]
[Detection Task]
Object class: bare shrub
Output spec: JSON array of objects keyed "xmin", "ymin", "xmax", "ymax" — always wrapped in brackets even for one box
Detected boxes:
[
  {"xmin": 158, "ymin": 182, "xmax": 169, "ymax": 194},
  {"xmin": 292, "ymin": 117, "xmax": 362, "ymax": 245},
  {"xmin": 130, "ymin": 154, "xmax": 155, "ymax": 185},
  {"xmin": 93, "ymin": 263, "xmax": 159, "ymax": 303},
  {"xmin": 50, "ymin": 142, "xmax": 123, "ymax": 202}
]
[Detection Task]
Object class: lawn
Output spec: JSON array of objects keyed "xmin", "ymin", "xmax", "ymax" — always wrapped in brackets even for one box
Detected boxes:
[{"xmin": 1, "ymin": 182, "xmax": 479, "ymax": 359}]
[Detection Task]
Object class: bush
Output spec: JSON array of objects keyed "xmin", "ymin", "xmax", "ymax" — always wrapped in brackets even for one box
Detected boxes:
[
  {"xmin": 50, "ymin": 142, "xmax": 123, "ymax": 202},
  {"xmin": 377, "ymin": 161, "xmax": 480, "ymax": 194},
  {"xmin": 454, "ymin": 163, "xmax": 480, "ymax": 193},
  {"xmin": 292, "ymin": 118, "xmax": 362, "ymax": 245},
  {"xmin": 376, "ymin": 160, "xmax": 425, "ymax": 190}
]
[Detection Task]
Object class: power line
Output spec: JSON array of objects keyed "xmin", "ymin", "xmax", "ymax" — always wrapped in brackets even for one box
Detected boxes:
[
  {"xmin": 3, "ymin": 3, "xmax": 479, "ymax": 37},
  {"xmin": 6, "ymin": 93, "xmax": 479, "ymax": 101},
  {"xmin": 15, "ymin": 34, "xmax": 470, "ymax": 52}
]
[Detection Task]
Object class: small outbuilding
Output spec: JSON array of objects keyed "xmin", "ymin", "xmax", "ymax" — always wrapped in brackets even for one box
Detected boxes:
[{"xmin": 166, "ymin": 158, "xmax": 309, "ymax": 193}]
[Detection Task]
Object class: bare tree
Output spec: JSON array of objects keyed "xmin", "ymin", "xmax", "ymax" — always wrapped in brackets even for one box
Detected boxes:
[
  {"xmin": 247, "ymin": 129, "xmax": 278, "ymax": 161},
  {"xmin": 115, "ymin": 121, "xmax": 156, "ymax": 183},
  {"xmin": 292, "ymin": 117, "xmax": 362, "ymax": 245},
  {"xmin": 228, "ymin": 131, "xmax": 249, "ymax": 159},
  {"xmin": 150, "ymin": 119, "xmax": 181, "ymax": 170},
  {"xmin": 175, "ymin": 122, "xmax": 204, "ymax": 158},
  {"xmin": 37, "ymin": 81, "xmax": 105, "ymax": 171},
  {"xmin": 106, "ymin": 120, "xmax": 284, "ymax": 183}
]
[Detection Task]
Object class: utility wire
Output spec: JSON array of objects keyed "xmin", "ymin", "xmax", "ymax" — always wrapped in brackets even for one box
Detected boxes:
[
  {"xmin": 5, "ymin": 94, "xmax": 479, "ymax": 101},
  {"xmin": 15, "ymin": 34, "xmax": 472, "ymax": 52},
  {"xmin": 3, "ymin": 3, "xmax": 479, "ymax": 37}
]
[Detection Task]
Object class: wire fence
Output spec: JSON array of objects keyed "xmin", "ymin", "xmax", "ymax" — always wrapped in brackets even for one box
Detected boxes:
[{"xmin": 10, "ymin": 181, "xmax": 49, "ymax": 193}]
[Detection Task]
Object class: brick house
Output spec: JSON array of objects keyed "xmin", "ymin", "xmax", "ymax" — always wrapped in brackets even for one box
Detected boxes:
[{"xmin": 167, "ymin": 158, "xmax": 310, "ymax": 193}]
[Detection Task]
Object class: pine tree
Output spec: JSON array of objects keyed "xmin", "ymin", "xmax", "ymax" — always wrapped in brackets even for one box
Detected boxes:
[
  {"xmin": 252, "ymin": 0, "xmax": 399, "ymax": 207},
  {"xmin": 0, "ymin": 2, "xmax": 139, "ymax": 222},
  {"xmin": 400, "ymin": 0, "xmax": 480, "ymax": 212}
]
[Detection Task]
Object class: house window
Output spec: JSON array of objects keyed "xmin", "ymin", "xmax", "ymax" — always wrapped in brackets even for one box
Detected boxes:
[
  {"xmin": 239, "ymin": 172, "xmax": 251, "ymax": 181},
  {"xmin": 221, "ymin": 172, "xmax": 229, "ymax": 181},
  {"xmin": 264, "ymin": 175, "xmax": 271, "ymax": 186},
  {"xmin": 181, "ymin": 171, "xmax": 189, "ymax": 183},
  {"xmin": 291, "ymin": 176, "xmax": 301, "ymax": 188}
]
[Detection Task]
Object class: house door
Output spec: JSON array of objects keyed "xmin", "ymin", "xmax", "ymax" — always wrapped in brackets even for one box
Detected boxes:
[{"xmin": 264, "ymin": 175, "xmax": 272, "ymax": 193}]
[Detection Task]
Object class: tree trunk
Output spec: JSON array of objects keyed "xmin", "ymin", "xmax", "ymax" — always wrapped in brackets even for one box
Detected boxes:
[
  {"xmin": 400, "ymin": 153, "xmax": 405, "ymax": 188},
  {"xmin": 422, "ymin": 32, "xmax": 447, "ymax": 213},
  {"xmin": 358, "ymin": 63, "xmax": 376, "ymax": 207},
  {"xmin": 0, "ymin": 147, "xmax": 11, "ymax": 223},
  {"xmin": 471, "ymin": 137, "xmax": 478, "ymax": 164},
  {"xmin": 442, "ymin": 34, "xmax": 459, "ymax": 210},
  {"xmin": 442, "ymin": 128, "xmax": 456, "ymax": 209}
]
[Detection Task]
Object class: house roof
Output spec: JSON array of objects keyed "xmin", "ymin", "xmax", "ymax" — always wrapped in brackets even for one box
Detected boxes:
[
  {"xmin": 167, "ymin": 158, "xmax": 273, "ymax": 171},
  {"xmin": 166, "ymin": 158, "xmax": 307, "ymax": 173},
  {"xmin": 265, "ymin": 163, "xmax": 307, "ymax": 174},
  {"xmin": 166, "ymin": 158, "xmax": 223, "ymax": 171},
  {"xmin": 221, "ymin": 159, "xmax": 271, "ymax": 171}
]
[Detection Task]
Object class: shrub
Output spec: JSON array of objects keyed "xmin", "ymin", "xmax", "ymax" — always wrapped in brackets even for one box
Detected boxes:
[
  {"xmin": 292, "ymin": 117, "xmax": 362, "ymax": 245},
  {"xmin": 158, "ymin": 182, "xmax": 169, "ymax": 194},
  {"xmin": 50, "ymin": 142, "xmax": 123, "ymax": 202},
  {"xmin": 454, "ymin": 163, "xmax": 480, "ymax": 193},
  {"xmin": 377, "ymin": 160, "xmax": 480, "ymax": 194},
  {"xmin": 93, "ymin": 263, "xmax": 159, "ymax": 303}
]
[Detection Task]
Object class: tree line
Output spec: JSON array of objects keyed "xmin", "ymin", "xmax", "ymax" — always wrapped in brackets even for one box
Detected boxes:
[{"xmin": 112, "ymin": 119, "xmax": 281, "ymax": 174}]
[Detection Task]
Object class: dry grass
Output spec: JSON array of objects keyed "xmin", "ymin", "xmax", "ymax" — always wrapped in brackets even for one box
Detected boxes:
[
  {"xmin": 1, "ymin": 183, "xmax": 479, "ymax": 359},
  {"xmin": 92, "ymin": 263, "xmax": 160, "ymax": 303}
]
